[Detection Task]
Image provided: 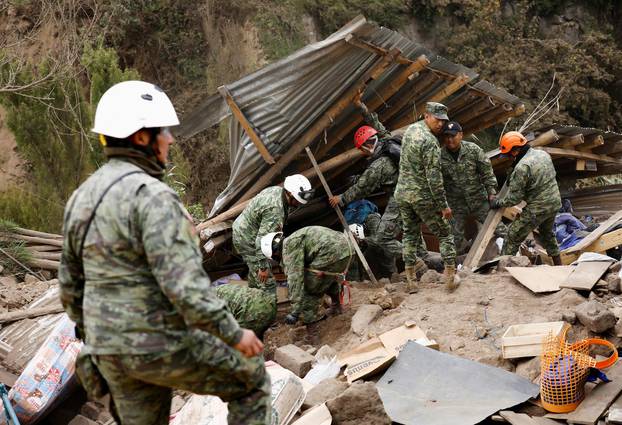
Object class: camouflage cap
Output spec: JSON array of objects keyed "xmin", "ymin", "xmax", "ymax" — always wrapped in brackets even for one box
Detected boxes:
[{"xmin": 426, "ymin": 102, "xmax": 449, "ymax": 120}]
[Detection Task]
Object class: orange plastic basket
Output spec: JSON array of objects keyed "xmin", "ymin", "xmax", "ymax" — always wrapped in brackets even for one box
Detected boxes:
[{"xmin": 540, "ymin": 325, "xmax": 618, "ymax": 413}]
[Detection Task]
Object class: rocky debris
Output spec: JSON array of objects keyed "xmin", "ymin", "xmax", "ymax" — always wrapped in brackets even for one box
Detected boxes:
[
  {"xmin": 562, "ymin": 310, "xmax": 577, "ymax": 324},
  {"xmin": 350, "ymin": 304, "xmax": 382, "ymax": 336},
  {"xmin": 594, "ymin": 279, "xmax": 610, "ymax": 297},
  {"xmin": 384, "ymin": 283, "xmax": 398, "ymax": 293},
  {"xmin": 497, "ymin": 255, "xmax": 531, "ymax": 272},
  {"xmin": 378, "ymin": 277, "xmax": 391, "ymax": 286},
  {"xmin": 606, "ymin": 273, "xmax": 621, "ymax": 293},
  {"xmin": 171, "ymin": 395, "xmax": 186, "ymax": 415},
  {"xmin": 274, "ymin": 344, "xmax": 314, "ymax": 377},
  {"xmin": 420, "ymin": 269, "xmax": 442, "ymax": 284},
  {"xmin": 326, "ymin": 381, "xmax": 391, "ymax": 425},
  {"xmin": 515, "ymin": 357, "xmax": 541, "ymax": 381},
  {"xmin": 368, "ymin": 290, "xmax": 394, "ymax": 310},
  {"xmin": 24, "ymin": 273, "xmax": 40, "ymax": 285},
  {"xmin": 315, "ymin": 344, "xmax": 337, "ymax": 362},
  {"xmin": 575, "ymin": 300, "xmax": 617, "ymax": 333},
  {"xmin": 610, "ymin": 262, "xmax": 621, "ymax": 274},
  {"xmin": 302, "ymin": 378, "xmax": 349, "ymax": 409},
  {"xmin": 287, "ymin": 326, "xmax": 307, "ymax": 343},
  {"xmin": 0, "ymin": 265, "xmax": 4, "ymax": 274},
  {"xmin": 390, "ymin": 272, "xmax": 402, "ymax": 283},
  {"xmin": 0, "ymin": 276, "xmax": 17, "ymax": 286},
  {"xmin": 68, "ymin": 415, "xmax": 97, "ymax": 425}
]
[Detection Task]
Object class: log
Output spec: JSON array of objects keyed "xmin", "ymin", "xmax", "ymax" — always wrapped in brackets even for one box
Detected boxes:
[
  {"xmin": 14, "ymin": 228, "xmax": 62, "ymax": 240},
  {"xmin": 577, "ymin": 134, "xmax": 605, "ymax": 152},
  {"xmin": 29, "ymin": 251, "xmax": 62, "ymax": 261},
  {"xmin": 594, "ymin": 139, "xmax": 622, "ymax": 155},
  {"xmin": 9, "ymin": 234, "xmax": 63, "ymax": 247},
  {"xmin": 235, "ymin": 48, "xmax": 401, "ymax": 205},
  {"xmin": 0, "ymin": 305, "xmax": 64, "ymax": 324},
  {"xmin": 27, "ymin": 259, "xmax": 60, "ymax": 271},
  {"xmin": 556, "ymin": 134, "xmax": 584, "ymax": 149},
  {"xmin": 25, "ymin": 245, "xmax": 61, "ymax": 252},
  {"xmin": 197, "ymin": 148, "xmax": 365, "ymax": 231}
]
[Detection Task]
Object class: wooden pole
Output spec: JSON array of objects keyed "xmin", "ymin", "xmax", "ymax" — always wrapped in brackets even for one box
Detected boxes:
[
  {"xmin": 577, "ymin": 134, "xmax": 605, "ymax": 152},
  {"xmin": 218, "ymin": 86, "xmax": 276, "ymax": 165},
  {"xmin": 540, "ymin": 147, "xmax": 622, "ymax": 165},
  {"xmin": 14, "ymin": 228, "xmax": 62, "ymax": 240},
  {"xmin": 0, "ymin": 305, "xmax": 64, "ymax": 324},
  {"xmin": 379, "ymin": 70, "xmax": 439, "ymax": 123},
  {"xmin": 235, "ymin": 49, "xmax": 401, "ymax": 205},
  {"xmin": 197, "ymin": 148, "xmax": 365, "ymax": 231},
  {"xmin": 8, "ymin": 234, "xmax": 63, "ymax": 247},
  {"xmin": 556, "ymin": 134, "xmax": 584, "ymax": 149},
  {"xmin": 305, "ymin": 147, "xmax": 379, "ymax": 286}
]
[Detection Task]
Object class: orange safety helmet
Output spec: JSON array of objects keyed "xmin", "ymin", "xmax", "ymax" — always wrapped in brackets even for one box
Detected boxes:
[
  {"xmin": 354, "ymin": 126, "xmax": 378, "ymax": 149},
  {"xmin": 499, "ymin": 131, "xmax": 528, "ymax": 154}
]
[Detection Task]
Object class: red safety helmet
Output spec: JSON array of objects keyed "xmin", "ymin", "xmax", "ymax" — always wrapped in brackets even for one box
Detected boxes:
[
  {"xmin": 499, "ymin": 131, "xmax": 528, "ymax": 154},
  {"xmin": 354, "ymin": 126, "xmax": 378, "ymax": 149}
]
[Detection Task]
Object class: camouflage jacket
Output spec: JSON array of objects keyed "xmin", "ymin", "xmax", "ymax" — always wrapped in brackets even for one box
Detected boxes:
[
  {"xmin": 498, "ymin": 148, "xmax": 562, "ymax": 213},
  {"xmin": 440, "ymin": 141, "xmax": 498, "ymax": 213},
  {"xmin": 216, "ymin": 284, "xmax": 276, "ymax": 335},
  {"xmin": 59, "ymin": 158, "xmax": 241, "ymax": 355},
  {"xmin": 394, "ymin": 120, "xmax": 448, "ymax": 210},
  {"xmin": 282, "ymin": 226, "xmax": 351, "ymax": 296},
  {"xmin": 232, "ymin": 186, "xmax": 287, "ymax": 270},
  {"xmin": 342, "ymin": 112, "xmax": 398, "ymax": 205}
]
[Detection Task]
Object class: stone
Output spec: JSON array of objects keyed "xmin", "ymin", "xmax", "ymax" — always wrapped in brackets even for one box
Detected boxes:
[
  {"xmin": 384, "ymin": 283, "xmax": 398, "ymax": 293},
  {"xmin": 274, "ymin": 344, "xmax": 314, "ymax": 377},
  {"xmin": 575, "ymin": 300, "xmax": 617, "ymax": 333},
  {"xmin": 606, "ymin": 273, "xmax": 621, "ymax": 293},
  {"xmin": 368, "ymin": 290, "xmax": 394, "ymax": 310},
  {"xmin": 67, "ymin": 415, "xmax": 97, "ymax": 425},
  {"xmin": 326, "ymin": 381, "xmax": 391, "ymax": 425},
  {"xmin": 302, "ymin": 378, "xmax": 349, "ymax": 409},
  {"xmin": 0, "ymin": 276, "xmax": 17, "ymax": 286},
  {"xmin": 419, "ymin": 269, "xmax": 442, "ymax": 284},
  {"xmin": 515, "ymin": 357, "xmax": 541, "ymax": 381},
  {"xmin": 610, "ymin": 262, "xmax": 621, "ymax": 274},
  {"xmin": 350, "ymin": 304, "xmax": 383, "ymax": 336},
  {"xmin": 41, "ymin": 270, "xmax": 53, "ymax": 280},
  {"xmin": 171, "ymin": 395, "xmax": 186, "ymax": 415},
  {"xmin": 497, "ymin": 255, "xmax": 531, "ymax": 272},
  {"xmin": 562, "ymin": 310, "xmax": 577, "ymax": 324},
  {"xmin": 378, "ymin": 277, "xmax": 391, "ymax": 286},
  {"xmin": 23, "ymin": 273, "xmax": 40, "ymax": 285},
  {"xmin": 315, "ymin": 344, "xmax": 337, "ymax": 362}
]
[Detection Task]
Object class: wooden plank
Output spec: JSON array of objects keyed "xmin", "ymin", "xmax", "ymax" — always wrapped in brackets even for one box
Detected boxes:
[
  {"xmin": 563, "ymin": 210, "xmax": 622, "ymax": 253},
  {"xmin": 499, "ymin": 411, "xmax": 538, "ymax": 425},
  {"xmin": 577, "ymin": 159, "xmax": 586, "ymax": 171},
  {"xmin": 463, "ymin": 184, "xmax": 509, "ymax": 268},
  {"xmin": 560, "ymin": 261, "xmax": 612, "ymax": 291},
  {"xmin": 0, "ymin": 305, "xmax": 64, "ymax": 324},
  {"xmin": 506, "ymin": 265, "xmax": 574, "ymax": 293},
  {"xmin": 305, "ymin": 147, "xmax": 379, "ymax": 285},
  {"xmin": 552, "ymin": 361, "xmax": 622, "ymax": 424},
  {"xmin": 540, "ymin": 147, "xmax": 622, "ymax": 165},
  {"xmin": 218, "ymin": 86, "xmax": 275, "ymax": 165}
]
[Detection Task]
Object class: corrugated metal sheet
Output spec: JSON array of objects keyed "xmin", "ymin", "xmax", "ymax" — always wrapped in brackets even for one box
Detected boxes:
[{"xmin": 179, "ymin": 16, "xmax": 523, "ymax": 216}]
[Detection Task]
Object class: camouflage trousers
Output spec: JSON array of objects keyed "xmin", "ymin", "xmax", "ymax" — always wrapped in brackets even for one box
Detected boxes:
[
  {"xmin": 364, "ymin": 197, "xmax": 403, "ymax": 277},
  {"xmin": 397, "ymin": 199, "xmax": 456, "ymax": 267},
  {"xmin": 290, "ymin": 257, "xmax": 351, "ymax": 324},
  {"xmin": 233, "ymin": 236, "xmax": 277, "ymax": 292},
  {"xmin": 216, "ymin": 284, "xmax": 277, "ymax": 337},
  {"xmin": 93, "ymin": 330, "xmax": 271, "ymax": 425},
  {"xmin": 452, "ymin": 201, "xmax": 507, "ymax": 254},
  {"xmin": 502, "ymin": 207, "xmax": 559, "ymax": 257}
]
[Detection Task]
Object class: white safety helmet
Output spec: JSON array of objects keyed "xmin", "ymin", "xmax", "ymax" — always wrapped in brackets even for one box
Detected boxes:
[
  {"xmin": 283, "ymin": 174, "xmax": 314, "ymax": 204},
  {"xmin": 349, "ymin": 224, "xmax": 365, "ymax": 241},
  {"xmin": 92, "ymin": 80, "xmax": 180, "ymax": 139},
  {"xmin": 260, "ymin": 231, "xmax": 284, "ymax": 260}
]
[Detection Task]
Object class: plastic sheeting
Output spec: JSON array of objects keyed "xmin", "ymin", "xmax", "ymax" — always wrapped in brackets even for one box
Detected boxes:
[
  {"xmin": 376, "ymin": 341, "xmax": 539, "ymax": 425},
  {"xmin": 179, "ymin": 16, "xmax": 522, "ymax": 217}
]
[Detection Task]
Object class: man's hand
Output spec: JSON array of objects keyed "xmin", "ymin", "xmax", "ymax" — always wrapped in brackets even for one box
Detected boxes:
[
  {"xmin": 328, "ymin": 195, "xmax": 342, "ymax": 208},
  {"xmin": 441, "ymin": 207, "xmax": 453, "ymax": 220},
  {"xmin": 488, "ymin": 194, "xmax": 496, "ymax": 203},
  {"xmin": 490, "ymin": 199, "xmax": 502, "ymax": 210},
  {"xmin": 257, "ymin": 268, "xmax": 269, "ymax": 283},
  {"xmin": 285, "ymin": 313, "xmax": 299, "ymax": 325},
  {"xmin": 233, "ymin": 329, "xmax": 264, "ymax": 357}
]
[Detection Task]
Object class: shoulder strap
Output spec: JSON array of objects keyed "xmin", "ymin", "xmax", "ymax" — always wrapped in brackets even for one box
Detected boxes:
[{"xmin": 77, "ymin": 170, "xmax": 144, "ymax": 258}]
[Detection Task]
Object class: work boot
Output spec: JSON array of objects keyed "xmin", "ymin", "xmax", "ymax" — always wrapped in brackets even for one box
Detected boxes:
[
  {"xmin": 445, "ymin": 265, "xmax": 459, "ymax": 292},
  {"xmin": 404, "ymin": 266, "xmax": 418, "ymax": 293},
  {"xmin": 552, "ymin": 255, "xmax": 562, "ymax": 266},
  {"xmin": 326, "ymin": 302, "xmax": 343, "ymax": 317}
]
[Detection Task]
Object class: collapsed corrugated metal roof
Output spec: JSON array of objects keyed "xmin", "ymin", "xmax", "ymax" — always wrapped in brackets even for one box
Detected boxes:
[{"xmin": 180, "ymin": 16, "xmax": 524, "ymax": 218}]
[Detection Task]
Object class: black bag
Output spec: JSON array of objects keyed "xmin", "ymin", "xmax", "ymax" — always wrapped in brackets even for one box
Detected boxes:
[{"xmin": 373, "ymin": 135, "xmax": 402, "ymax": 165}]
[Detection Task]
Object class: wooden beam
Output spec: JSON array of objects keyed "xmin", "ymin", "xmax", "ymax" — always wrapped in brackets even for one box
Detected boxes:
[
  {"xmin": 577, "ymin": 134, "xmax": 605, "ymax": 152},
  {"xmin": 345, "ymin": 34, "xmax": 414, "ymax": 65},
  {"xmin": 379, "ymin": 70, "xmax": 439, "ymax": 123},
  {"xmin": 594, "ymin": 138, "xmax": 622, "ymax": 155},
  {"xmin": 390, "ymin": 74, "xmax": 471, "ymax": 129},
  {"xmin": 315, "ymin": 54, "xmax": 430, "ymax": 159},
  {"xmin": 539, "ymin": 146, "xmax": 622, "ymax": 165},
  {"xmin": 0, "ymin": 305, "xmax": 64, "ymax": 324},
  {"xmin": 305, "ymin": 147, "xmax": 379, "ymax": 285},
  {"xmin": 197, "ymin": 148, "xmax": 364, "ymax": 232},
  {"xmin": 463, "ymin": 103, "xmax": 526, "ymax": 136},
  {"xmin": 218, "ymin": 86, "xmax": 275, "ymax": 165},
  {"xmin": 556, "ymin": 134, "xmax": 584, "ymax": 148},
  {"xmin": 236, "ymin": 49, "xmax": 401, "ymax": 204}
]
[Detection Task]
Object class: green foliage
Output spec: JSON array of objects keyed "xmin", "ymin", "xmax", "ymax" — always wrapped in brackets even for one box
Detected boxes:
[
  {"xmin": 253, "ymin": 1, "xmax": 307, "ymax": 60},
  {"xmin": 0, "ymin": 219, "xmax": 32, "ymax": 273}
]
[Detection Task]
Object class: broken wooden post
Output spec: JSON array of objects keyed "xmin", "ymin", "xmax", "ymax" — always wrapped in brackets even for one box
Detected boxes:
[
  {"xmin": 218, "ymin": 86, "xmax": 276, "ymax": 165},
  {"xmin": 577, "ymin": 134, "xmax": 605, "ymax": 152},
  {"xmin": 305, "ymin": 147, "xmax": 379, "ymax": 286},
  {"xmin": 236, "ymin": 49, "xmax": 401, "ymax": 204}
]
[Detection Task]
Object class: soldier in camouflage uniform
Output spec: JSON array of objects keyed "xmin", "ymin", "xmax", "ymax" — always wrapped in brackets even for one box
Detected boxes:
[
  {"xmin": 440, "ymin": 121, "xmax": 502, "ymax": 253},
  {"xmin": 233, "ymin": 174, "xmax": 312, "ymax": 292},
  {"xmin": 216, "ymin": 284, "xmax": 277, "ymax": 337},
  {"xmin": 328, "ymin": 97, "xmax": 402, "ymax": 277},
  {"xmin": 59, "ymin": 81, "xmax": 270, "ymax": 425},
  {"xmin": 491, "ymin": 131, "xmax": 562, "ymax": 264},
  {"xmin": 395, "ymin": 102, "xmax": 459, "ymax": 292},
  {"xmin": 260, "ymin": 226, "xmax": 353, "ymax": 325}
]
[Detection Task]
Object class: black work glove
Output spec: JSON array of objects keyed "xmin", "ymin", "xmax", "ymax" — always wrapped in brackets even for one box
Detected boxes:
[
  {"xmin": 285, "ymin": 313, "xmax": 299, "ymax": 325},
  {"xmin": 490, "ymin": 199, "xmax": 502, "ymax": 210}
]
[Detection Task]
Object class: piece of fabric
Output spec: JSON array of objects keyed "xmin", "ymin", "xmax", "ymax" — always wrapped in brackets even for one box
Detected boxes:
[
  {"xmin": 59, "ymin": 158, "xmax": 241, "ymax": 355},
  {"xmin": 94, "ymin": 330, "xmax": 271, "ymax": 425},
  {"xmin": 216, "ymin": 284, "xmax": 277, "ymax": 336},
  {"xmin": 232, "ymin": 185, "xmax": 287, "ymax": 291},
  {"xmin": 344, "ymin": 200, "xmax": 379, "ymax": 225},
  {"xmin": 555, "ymin": 212, "xmax": 587, "ymax": 250}
]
